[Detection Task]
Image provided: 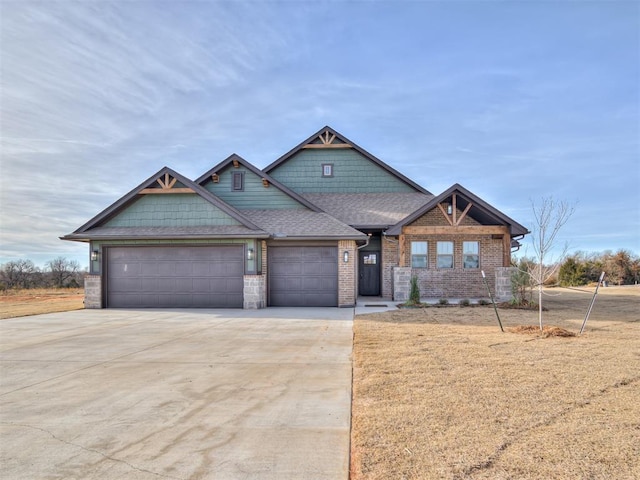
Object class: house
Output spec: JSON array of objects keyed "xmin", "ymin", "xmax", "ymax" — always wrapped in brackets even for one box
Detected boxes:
[{"xmin": 62, "ymin": 127, "xmax": 529, "ymax": 309}]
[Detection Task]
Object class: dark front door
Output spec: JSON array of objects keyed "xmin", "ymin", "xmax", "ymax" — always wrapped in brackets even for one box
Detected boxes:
[{"xmin": 359, "ymin": 251, "xmax": 380, "ymax": 296}]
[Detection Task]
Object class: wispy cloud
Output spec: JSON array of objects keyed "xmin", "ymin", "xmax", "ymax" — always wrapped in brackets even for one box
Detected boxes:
[{"xmin": 1, "ymin": 1, "xmax": 638, "ymax": 267}]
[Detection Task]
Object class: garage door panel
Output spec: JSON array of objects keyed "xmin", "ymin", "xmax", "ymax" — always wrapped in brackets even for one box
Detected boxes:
[
  {"xmin": 269, "ymin": 246, "xmax": 338, "ymax": 307},
  {"xmin": 107, "ymin": 246, "xmax": 244, "ymax": 308}
]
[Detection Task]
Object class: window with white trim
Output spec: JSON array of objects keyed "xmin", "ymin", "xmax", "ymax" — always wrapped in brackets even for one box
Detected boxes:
[
  {"xmin": 437, "ymin": 241, "xmax": 454, "ymax": 268},
  {"xmin": 463, "ymin": 241, "xmax": 479, "ymax": 269},
  {"xmin": 411, "ymin": 241, "xmax": 427, "ymax": 268},
  {"xmin": 322, "ymin": 163, "xmax": 333, "ymax": 177}
]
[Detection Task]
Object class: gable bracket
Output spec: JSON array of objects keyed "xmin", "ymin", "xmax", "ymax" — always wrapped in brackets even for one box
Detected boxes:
[
  {"xmin": 139, "ymin": 173, "xmax": 195, "ymax": 194},
  {"xmin": 302, "ymin": 131, "xmax": 353, "ymax": 149},
  {"xmin": 437, "ymin": 203, "xmax": 454, "ymax": 226},
  {"xmin": 456, "ymin": 202, "xmax": 473, "ymax": 226}
]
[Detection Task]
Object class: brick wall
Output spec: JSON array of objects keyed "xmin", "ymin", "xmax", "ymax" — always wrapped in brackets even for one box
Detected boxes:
[
  {"xmin": 338, "ymin": 240, "xmax": 356, "ymax": 307},
  {"xmin": 403, "ymin": 234, "xmax": 504, "ymax": 298},
  {"xmin": 84, "ymin": 275, "xmax": 102, "ymax": 308}
]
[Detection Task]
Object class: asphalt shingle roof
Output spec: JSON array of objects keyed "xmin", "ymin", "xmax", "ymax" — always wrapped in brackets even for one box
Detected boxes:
[
  {"xmin": 242, "ymin": 209, "xmax": 366, "ymax": 239},
  {"xmin": 301, "ymin": 193, "xmax": 433, "ymax": 228},
  {"xmin": 61, "ymin": 225, "xmax": 268, "ymax": 241}
]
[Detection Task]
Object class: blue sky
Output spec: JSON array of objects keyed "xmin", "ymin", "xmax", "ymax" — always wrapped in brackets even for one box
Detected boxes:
[{"xmin": 1, "ymin": 0, "xmax": 638, "ymax": 269}]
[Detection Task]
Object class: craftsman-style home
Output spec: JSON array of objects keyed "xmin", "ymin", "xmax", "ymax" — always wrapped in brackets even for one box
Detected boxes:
[{"xmin": 63, "ymin": 127, "xmax": 529, "ymax": 308}]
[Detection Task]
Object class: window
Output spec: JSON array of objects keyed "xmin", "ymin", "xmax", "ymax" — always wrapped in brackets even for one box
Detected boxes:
[
  {"xmin": 322, "ymin": 163, "xmax": 333, "ymax": 177},
  {"xmin": 411, "ymin": 241, "xmax": 427, "ymax": 268},
  {"xmin": 463, "ymin": 241, "xmax": 479, "ymax": 269},
  {"xmin": 232, "ymin": 171, "xmax": 244, "ymax": 191},
  {"xmin": 363, "ymin": 253, "xmax": 377, "ymax": 265},
  {"xmin": 437, "ymin": 241, "xmax": 454, "ymax": 268}
]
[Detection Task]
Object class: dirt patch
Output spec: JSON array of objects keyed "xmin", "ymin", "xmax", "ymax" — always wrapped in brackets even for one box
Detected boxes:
[
  {"xmin": 0, "ymin": 288, "xmax": 84, "ymax": 319},
  {"xmin": 351, "ymin": 286, "xmax": 640, "ymax": 479},
  {"xmin": 508, "ymin": 325, "xmax": 576, "ymax": 337}
]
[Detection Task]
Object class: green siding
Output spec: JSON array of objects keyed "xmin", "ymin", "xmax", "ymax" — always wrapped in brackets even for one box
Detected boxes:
[
  {"xmin": 203, "ymin": 166, "xmax": 306, "ymax": 210},
  {"xmin": 104, "ymin": 194, "xmax": 241, "ymax": 227},
  {"xmin": 269, "ymin": 149, "xmax": 416, "ymax": 193}
]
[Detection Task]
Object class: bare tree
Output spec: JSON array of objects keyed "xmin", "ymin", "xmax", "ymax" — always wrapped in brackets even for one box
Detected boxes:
[
  {"xmin": 529, "ymin": 197, "xmax": 575, "ymax": 331},
  {"xmin": 0, "ymin": 260, "xmax": 39, "ymax": 289},
  {"xmin": 46, "ymin": 256, "xmax": 81, "ymax": 288}
]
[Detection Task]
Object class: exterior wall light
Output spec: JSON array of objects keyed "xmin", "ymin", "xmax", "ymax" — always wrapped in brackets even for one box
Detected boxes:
[
  {"xmin": 447, "ymin": 203, "xmax": 453, "ymax": 215},
  {"xmin": 247, "ymin": 248, "xmax": 254, "ymax": 261},
  {"xmin": 343, "ymin": 251, "xmax": 349, "ymax": 263},
  {"xmin": 91, "ymin": 250, "xmax": 99, "ymax": 261}
]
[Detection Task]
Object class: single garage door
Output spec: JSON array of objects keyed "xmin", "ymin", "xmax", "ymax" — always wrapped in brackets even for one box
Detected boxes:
[
  {"xmin": 268, "ymin": 246, "xmax": 338, "ymax": 307},
  {"xmin": 106, "ymin": 246, "xmax": 244, "ymax": 308}
]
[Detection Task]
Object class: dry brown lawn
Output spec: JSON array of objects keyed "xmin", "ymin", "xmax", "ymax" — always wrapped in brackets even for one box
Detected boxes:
[
  {"xmin": 0, "ymin": 288, "xmax": 84, "ymax": 319},
  {"xmin": 351, "ymin": 287, "xmax": 640, "ymax": 480}
]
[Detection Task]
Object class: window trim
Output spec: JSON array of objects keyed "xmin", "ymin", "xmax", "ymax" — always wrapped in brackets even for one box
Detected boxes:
[
  {"xmin": 410, "ymin": 241, "xmax": 428, "ymax": 268},
  {"xmin": 463, "ymin": 241, "xmax": 480, "ymax": 269},
  {"xmin": 231, "ymin": 171, "xmax": 244, "ymax": 191},
  {"xmin": 321, "ymin": 163, "xmax": 334, "ymax": 177},
  {"xmin": 436, "ymin": 241, "xmax": 454, "ymax": 269}
]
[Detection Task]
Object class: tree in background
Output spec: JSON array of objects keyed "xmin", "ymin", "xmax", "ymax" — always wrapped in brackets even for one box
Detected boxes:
[
  {"xmin": 47, "ymin": 256, "xmax": 82, "ymax": 288},
  {"xmin": 529, "ymin": 197, "xmax": 575, "ymax": 331},
  {"xmin": 558, "ymin": 255, "xmax": 586, "ymax": 286},
  {"xmin": 558, "ymin": 250, "xmax": 639, "ymax": 286},
  {"xmin": 0, "ymin": 260, "xmax": 39, "ymax": 289}
]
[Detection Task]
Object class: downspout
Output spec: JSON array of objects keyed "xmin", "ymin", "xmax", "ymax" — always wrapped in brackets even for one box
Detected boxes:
[
  {"xmin": 382, "ymin": 231, "xmax": 398, "ymax": 244},
  {"xmin": 511, "ymin": 234, "xmax": 525, "ymax": 253},
  {"xmin": 357, "ymin": 233, "xmax": 372, "ymax": 250}
]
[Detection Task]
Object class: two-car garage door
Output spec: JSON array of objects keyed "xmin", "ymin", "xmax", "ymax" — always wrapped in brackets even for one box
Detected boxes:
[{"xmin": 106, "ymin": 246, "xmax": 244, "ymax": 308}]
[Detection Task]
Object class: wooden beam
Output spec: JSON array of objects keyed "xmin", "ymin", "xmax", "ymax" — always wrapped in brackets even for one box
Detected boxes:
[
  {"xmin": 139, "ymin": 188, "xmax": 195, "ymax": 194},
  {"xmin": 452, "ymin": 194, "xmax": 457, "ymax": 225},
  {"xmin": 403, "ymin": 225, "xmax": 509, "ymax": 235},
  {"xmin": 503, "ymin": 234, "xmax": 511, "ymax": 266},
  {"xmin": 456, "ymin": 202, "xmax": 473, "ymax": 226},
  {"xmin": 437, "ymin": 203, "xmax": 454, "ymax": 226},
  {"xmin": 301, "ymin": 143, "xmax": 353, "ymax": 149},
  {"xmin": 399, "ymin": 233, "xmax": 406, "ymax": 267}
]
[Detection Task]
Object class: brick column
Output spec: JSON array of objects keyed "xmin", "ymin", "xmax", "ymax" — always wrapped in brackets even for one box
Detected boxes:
[
  {"xmin": 495, "ymin": 267, "xmax": 516, "ymax": 302},
  {"xmin": 84, "ymin": 275, "xmax": 102, "ymax": 309},
  {"xmin": 338, "ymin": 240, "xmax": 356, "ymax": 307},
  {"xmin": 243, "ymin": 275, "xmax": 265, "ymax": 309},
  {"xmin": 393, "ymin": 266, "xmax": 412, "ymax": 302}
]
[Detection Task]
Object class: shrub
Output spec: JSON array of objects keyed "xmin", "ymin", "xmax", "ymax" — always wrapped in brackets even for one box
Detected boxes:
[
  {"xmin": 438, "ymin": 298, "xmax": 449, "ymax": 305},
  {"xmin": 459, "ymin": 298, "xmax": 471, "ymax": 307},
  {"xmin": 409, "ymin": 275, "xmax": 421, "ymax": 304},
  {"xmin": 478, "ymin": 298, "xmax": 491, "ymax": 306}
]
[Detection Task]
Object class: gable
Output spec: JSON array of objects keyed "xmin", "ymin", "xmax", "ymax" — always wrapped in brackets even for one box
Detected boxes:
[
  {"xmin": 268, "ymin": 148, "xmax": 417, "ymax": 194},
  {"xmin": 64, "ymin": 167, "xmax": 263, "ymax": 239},
  {"xmin": 387, "ymin": 184, "xmax": 530, "ymax": 237},
  {"xmin": 201, "ymin": 164, "xmax": 307, "ymax": 210},
  {"xmin": 264, "ymin": 126, "xmax": 430, "ymax": 195},
  {"xmin": 104, "ymin": 194, "xmax": 242, "ymax": 228}
]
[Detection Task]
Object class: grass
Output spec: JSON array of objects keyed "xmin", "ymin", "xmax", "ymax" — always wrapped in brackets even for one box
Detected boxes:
[
  {"xmin": 350, "ymin": 286, "xmax": 640, "ymax": 479},
  {"xmin": 0, "ymin": 288, "xmax": 84, "ymax": 319}
]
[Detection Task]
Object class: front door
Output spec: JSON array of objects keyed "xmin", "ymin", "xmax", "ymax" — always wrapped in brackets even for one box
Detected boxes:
[{"xmin": 359, "ymin": 251, "xmax": 381, "ymax": 296}]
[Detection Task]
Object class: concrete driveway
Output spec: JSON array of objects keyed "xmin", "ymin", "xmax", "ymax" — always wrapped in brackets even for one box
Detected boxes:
[{"xmin": 0, "ymin": 308, "xmax": 353, "ymax": 479}]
